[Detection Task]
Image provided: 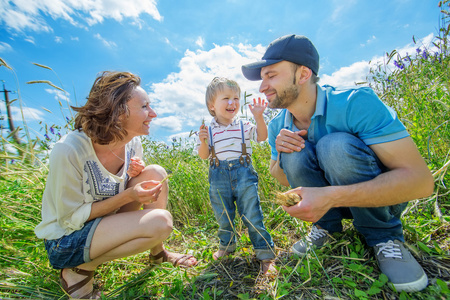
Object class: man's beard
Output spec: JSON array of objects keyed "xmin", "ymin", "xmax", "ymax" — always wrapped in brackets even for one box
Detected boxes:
[{"xmin": 268, "ymin": 84, "xmax": 299, "ymax": 109}]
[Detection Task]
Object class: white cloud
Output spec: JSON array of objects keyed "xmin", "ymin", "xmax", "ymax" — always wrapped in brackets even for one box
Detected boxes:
[
  {"xmin": 321, "ymin": 33, "xmax": 436, "ymax": 87},
  {"xmin": 0, "ymin": 42, "xmax": 13, "ymax": 52},
  {"xmin": 0, "ymin": 0, "xmax": 162, "ymax": 33},
  {"xmin": 330, "ymin": 0, "xmax": 357, "ymax": 22},
  {"xmin": 152, "ymin": 116, "xmax": 183, "ymax": 131},
  {"xmin": 94, "ymin": 33, "xmax": 117, "ymax": 48},
  {"xmin": 361, "ymin": 35, "xmax": 376, "ymax": 47},
  {"xmin": 45, "ymin": 88, "xmax": 71, "ymax": 103},
  {"xmin": 11, "ymin": 105, "xmax": 45, "ymax": 121},
  {"xmin": 147, "ymin": 43, "xmax": 264, "ymax": 139},
  {"xmin": 195, "ymin": 36, "xmax": 205, "ymax": 48},
  {"xmin": 55, "ymin": 36, "xmax": 63, "ymax": 43},
  {"xmin": 321, "ymin": 61, "xmax": 371, "ymax": 87},
  {"xmin": 24, "ymin": 36, "xmax": 35, "ymax": 44},
  {"xmin": 0, "ymin": 101, "xmax": 46, "ymax": 124}
]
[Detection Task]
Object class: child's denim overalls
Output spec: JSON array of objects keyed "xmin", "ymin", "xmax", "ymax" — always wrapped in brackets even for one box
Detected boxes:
[{"xmin": 208, "ymin": 121, "xmax": 275, "ymax": 260}]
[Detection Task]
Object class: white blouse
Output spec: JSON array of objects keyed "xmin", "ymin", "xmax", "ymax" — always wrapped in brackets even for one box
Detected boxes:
[{"xmin": 35, "ymin": 130, "xmax": 143, "ymax": 240}]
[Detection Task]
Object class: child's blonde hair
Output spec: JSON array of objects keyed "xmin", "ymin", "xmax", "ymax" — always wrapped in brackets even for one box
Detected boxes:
[{"xmin": 205, "ymin": 77, "xmax": 241, "ymax": 117}]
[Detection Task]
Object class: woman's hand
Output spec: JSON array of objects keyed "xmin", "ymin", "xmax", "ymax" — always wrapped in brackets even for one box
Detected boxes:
[
  {"xmin": 132, "ymin": 180, "xmax": 163, "ymax": 205},
  {"xmin": 127, "ymin": 157, "xmax": 145, "ymax": 177}
]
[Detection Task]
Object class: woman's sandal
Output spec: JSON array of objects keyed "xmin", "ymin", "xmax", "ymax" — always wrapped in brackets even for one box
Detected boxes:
[
  {"xmin": 59, "ymin": 268, "xmax": 100, "ymax": 299},
  {"xmin": 149, "ymin": 249, "xmax": 197, "ymax": 268}
]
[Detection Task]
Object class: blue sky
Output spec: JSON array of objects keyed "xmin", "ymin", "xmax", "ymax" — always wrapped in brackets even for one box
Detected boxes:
[{"xmin": 0, "ymin": 0, "xmax": 441, "ymax": 145}]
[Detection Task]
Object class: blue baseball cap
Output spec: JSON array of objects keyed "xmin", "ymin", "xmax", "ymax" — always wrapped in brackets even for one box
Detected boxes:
[{"xmin": 242, "ymin": 34, "xmax": 319, "ymax": 81}]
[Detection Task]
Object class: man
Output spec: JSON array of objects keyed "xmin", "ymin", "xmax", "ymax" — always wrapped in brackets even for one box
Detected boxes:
[{"xmin": 241, "ymin": 34, "xmax": 434, "ymax": 292}]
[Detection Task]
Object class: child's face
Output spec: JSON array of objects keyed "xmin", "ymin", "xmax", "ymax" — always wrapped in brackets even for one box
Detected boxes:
[{"xmin": 209, "ymin": 87, "xmax": 240, "ymax": 125}]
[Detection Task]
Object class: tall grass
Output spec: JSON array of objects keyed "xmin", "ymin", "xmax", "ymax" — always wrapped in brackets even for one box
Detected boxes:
[{"xmin": 1, "ymin": 2, "xmax": 449, "ymax": 299}]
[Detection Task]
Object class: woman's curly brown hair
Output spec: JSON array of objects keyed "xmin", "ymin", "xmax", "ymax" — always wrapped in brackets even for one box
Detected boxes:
[{"xmin": 71, "ymin": 71, "xmax": 141, "ymax": 145}]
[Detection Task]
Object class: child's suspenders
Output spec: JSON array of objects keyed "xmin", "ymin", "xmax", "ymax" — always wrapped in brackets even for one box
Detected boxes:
[{"xmin": 209, "ymin": 120, "xmax": 251, "ymax": 167}]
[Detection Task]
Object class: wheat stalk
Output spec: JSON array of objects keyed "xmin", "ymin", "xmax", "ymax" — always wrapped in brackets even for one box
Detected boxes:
[{"xmin": 274, "ymin": 192, "xmax": 301, "ymax": 206}]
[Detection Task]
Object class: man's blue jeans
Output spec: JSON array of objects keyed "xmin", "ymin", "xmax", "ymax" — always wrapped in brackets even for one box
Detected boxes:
[
  {"xmin": 279, "ymin": 132, "xmax": 407, "ymax": 247},
  {"xmin": 209, "ymin": 158, "xmax": 275, "ymax": 260}
]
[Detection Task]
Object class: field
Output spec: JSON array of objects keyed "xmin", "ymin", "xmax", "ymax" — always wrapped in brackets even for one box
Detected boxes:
[{"xmin": 1, "ymin": 3, "xmax": 450, "ymax": 299}]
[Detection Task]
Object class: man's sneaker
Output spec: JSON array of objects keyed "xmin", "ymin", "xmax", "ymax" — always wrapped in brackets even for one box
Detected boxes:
[
  {"xmin": 374, "ymin": 240, "xmax": 428, "ymax": 292},
  {"xmin": 291, "ymin": 225, "xmax": 329, "ymax": 256}
]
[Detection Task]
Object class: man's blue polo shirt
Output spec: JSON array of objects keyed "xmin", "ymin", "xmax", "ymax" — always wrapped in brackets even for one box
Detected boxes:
[{"xmin": 268, "ymin": 84, "xmax": 409, "ymax": 161}]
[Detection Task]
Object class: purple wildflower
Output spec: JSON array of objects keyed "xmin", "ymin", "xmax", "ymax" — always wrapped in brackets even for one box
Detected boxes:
[
  {"xmin": 50, "ymin": 126, "xmax": 55, "ymax": 134},
  {"xmin": 44, "ymin": 134, "xmax": 51, "ymax": 141},
  {"xmin": 393, "ymin": 60, "xmax": 404, "ymax": 70}
]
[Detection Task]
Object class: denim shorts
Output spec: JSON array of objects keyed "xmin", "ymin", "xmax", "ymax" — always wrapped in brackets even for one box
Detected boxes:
[{"xmin": 44, "ymin": 218, "xmax": 102, "ymax": 269}]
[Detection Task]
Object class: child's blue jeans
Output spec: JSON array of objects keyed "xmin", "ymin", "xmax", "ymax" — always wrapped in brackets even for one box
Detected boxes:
[
  {"xmin": 209, "ymin": 158, "xmax": 275, "ymax": 260},
  {"xmin": 279, "ymin": 132, "xmax": 407, "ymax": 247}
]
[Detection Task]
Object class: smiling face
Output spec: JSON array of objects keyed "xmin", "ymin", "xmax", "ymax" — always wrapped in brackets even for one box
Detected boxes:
[
  {"xmin": 122, "ymin": 86, "xmax": 157, "ymax": 138},
  {"xmin": 259, "ymin": 61, "xmax": 300, "ymax": 109},
  {"xmin": 209, "ymin": 87, "xmax": 240, "ymax": 125}
]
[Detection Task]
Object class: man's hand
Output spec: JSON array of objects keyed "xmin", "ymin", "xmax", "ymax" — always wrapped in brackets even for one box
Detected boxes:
[
  {"xmin": 276, "ymin": 129, "xmax": 307, "ymax": 153},
  {"xmin": 282, "ymin": 186, "xmax": 335, "ymax": 223}
]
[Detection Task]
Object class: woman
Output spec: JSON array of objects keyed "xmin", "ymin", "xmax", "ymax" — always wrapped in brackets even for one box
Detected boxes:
[{"xmin": 35, "ymin": 71, "xmax": 197, "ymax": 299}]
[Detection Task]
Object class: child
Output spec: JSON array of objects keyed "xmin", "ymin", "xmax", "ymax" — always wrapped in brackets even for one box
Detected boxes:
[{"xmin": 196, "ymin": 77, "xmax": 276, "ymax": 275}]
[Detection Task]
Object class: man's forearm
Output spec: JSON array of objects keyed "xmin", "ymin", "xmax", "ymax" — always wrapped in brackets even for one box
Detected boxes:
[{"xmin": 269, "ymin": 159, "xmax": 290, "ymax": 186}]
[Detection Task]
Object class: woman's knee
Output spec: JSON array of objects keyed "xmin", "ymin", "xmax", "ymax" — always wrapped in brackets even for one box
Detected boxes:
[
  {"xmin": 144, "ymin": 209, "xmax": 173, "ymax": 238},
  {"xmin": 128, "ymin": 164, "xmax": 167, "ymax": 188},
  {"xmin": 143, "ymin": 164, "xmax": 167, "ymax": 180}
]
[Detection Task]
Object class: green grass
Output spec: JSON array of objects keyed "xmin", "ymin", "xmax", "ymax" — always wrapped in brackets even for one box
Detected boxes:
[{"xmin": 1, "ymin": 2, "xmax": 450, "ymax": 299}]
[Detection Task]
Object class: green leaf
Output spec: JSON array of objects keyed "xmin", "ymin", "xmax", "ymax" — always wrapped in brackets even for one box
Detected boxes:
[
  {"xmin": 332, "ymin": 277, "xmax": 343, "ymax": 284},
  {"xmin": 367, "ymin": 286, "xmax": 381, "ymax": 295},
  {"xmin": 417, "ymin": 241, "xmax": 432, "ymax": 254},
  {"xmin": 354, "ymin": 288, "xmax": 368, "ymax": 298},
  {"xmin": 345, "ymin": 280, "xmax": 357, "ymax": 288},
  {"xmin": 348, "ymin": 264, "xmax": 360, "ymax": 272},
  {"xmin": 202, "ymin": 290, "xmax": 211, "ymax": 300},
  {"xmin": 436, "ymin": 279, "xmax": 449, "ymax": 292},
  {"xmin": 379, "ymin": 273, "xmax": 389, "ymax": 285},
  {"xmin": 237, "ymin": 293, "xmax": 250, "ymax": 299}
]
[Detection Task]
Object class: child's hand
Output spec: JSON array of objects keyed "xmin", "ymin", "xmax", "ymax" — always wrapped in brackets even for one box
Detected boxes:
[
  {"xmin": 199, "ymin": 124, "xmax": 209, "ymax": 144},
  {"xmin": 127, "ymin": 156, "xmax": 145, "ymax": 177},
  {"xmin": 248, "ymin": 97, "xmax": 267, "ymax": 117}
]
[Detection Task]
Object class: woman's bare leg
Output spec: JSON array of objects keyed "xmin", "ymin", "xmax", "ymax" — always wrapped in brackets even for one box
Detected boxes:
[
  {"xmin": 119, "ymin": 164, "xmax": 196, "ymax": 266},
  {"xmin": 60, "ymin": 208, "xmax": 173, "ymax": 298}
]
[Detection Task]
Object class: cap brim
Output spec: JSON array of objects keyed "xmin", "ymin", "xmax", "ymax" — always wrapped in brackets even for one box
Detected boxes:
[{"xmin": 242, "ymin": 59, "xmax": 283, "ymax": 81}]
